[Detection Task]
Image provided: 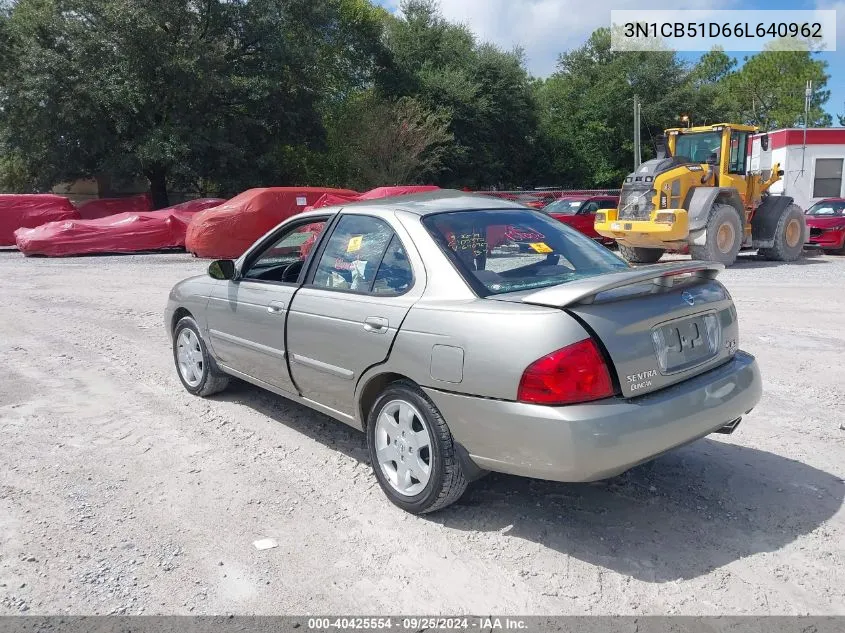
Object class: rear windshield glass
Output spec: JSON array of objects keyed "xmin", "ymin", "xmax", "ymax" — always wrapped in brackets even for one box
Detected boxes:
[{"xmin": 423, "ymin": 209, "xmax": 629, "ymax": 296}]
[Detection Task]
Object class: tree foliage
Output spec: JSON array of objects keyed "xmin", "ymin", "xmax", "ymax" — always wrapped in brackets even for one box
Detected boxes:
[
  {"xmin": 0, "ymin": 0, "xmax": 837, "ymax": 200},
  {"xmin": 326, "ymin": 92, "xmax": 452, "ymax": 190},
  {"xmin": 715, "ymin": 43, "xmax": 832, "ymax": 128}
]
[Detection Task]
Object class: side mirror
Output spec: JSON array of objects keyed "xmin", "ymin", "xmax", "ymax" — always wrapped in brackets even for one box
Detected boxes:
[
  {"xmin": 208, "ymin": 259, "xmax": 236, "ymax": 280},
  {"xmin": 760, "ymin": 134, "xmax": 769, "ymax": 151}
]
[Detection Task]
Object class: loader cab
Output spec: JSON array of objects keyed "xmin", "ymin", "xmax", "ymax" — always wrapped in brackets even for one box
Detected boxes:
[{"xmin": 666, "ymin": 124, "xmax": 756, "ymax": 196}]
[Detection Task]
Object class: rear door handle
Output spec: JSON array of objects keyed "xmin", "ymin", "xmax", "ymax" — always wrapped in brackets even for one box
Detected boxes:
[
  {"xmin": 363, "ymin": 316, "xmax": 389, "ymax": 333},
  {"xmin": 267, "ymin": 300, "xmax": 287, "ymax": 314}
]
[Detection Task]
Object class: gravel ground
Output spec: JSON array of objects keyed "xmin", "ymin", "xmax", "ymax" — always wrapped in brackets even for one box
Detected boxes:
[{"xmin": 0, "ymin": 248, "xmax": 843, "ymax": 616}]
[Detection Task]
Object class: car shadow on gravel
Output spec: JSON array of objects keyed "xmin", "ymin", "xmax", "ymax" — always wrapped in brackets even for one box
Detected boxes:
[
  {"xmin": 434, "ymin": 438, "xmax": 844, "ymax": 582},
  {"xmin": 217, "ymin": 381, "xmax": 843, "ymax": 583},
  {"xmin": 728, "ymin": 253, "xmax": 830, "ymax": 268}
]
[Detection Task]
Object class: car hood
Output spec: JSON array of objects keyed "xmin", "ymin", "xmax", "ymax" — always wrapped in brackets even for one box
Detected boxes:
[
  {"xmin": 547, "ymin": 213, "xmax": 578, "ymax": 224},
  {"xmin": 805, "ymin": 216, "xmax": 845, "ymax": 228}
]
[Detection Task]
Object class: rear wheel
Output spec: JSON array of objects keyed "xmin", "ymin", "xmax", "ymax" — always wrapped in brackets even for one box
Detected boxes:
[
  {"xmin": 689, "ymin": 203, "xmax": 742, "ymax": 266},
  {"xmin": 618, "ymin": 244, "xmax": 665, "ymax": 264},
  {"xmin": 758, "ymin": 203, "xmax": 806, "ymax": 262},
  {"xmin": 367, "ymin": 381, "xmax": 468, "ymax": 514}
]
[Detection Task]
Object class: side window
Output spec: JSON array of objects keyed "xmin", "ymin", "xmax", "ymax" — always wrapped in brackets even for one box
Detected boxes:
[
  {"xmin": 372, "ymin": 235, "xmax": 414, "ymax": 295},
  {"xmin": 242, "ymin": 220, "xmax": 327, "ymax": 283},
  {"xmin": 813, "ymin": 158, "xmax": 844, "ymax": 197},
  {"xmin": 311, "ymin": 215, "xmax": 405, "ymax": 294},
  {"xmin": 598, "ymin": 200, "xmax": 617, "ymax": 209},
  {"xmin": 728, "ymin": 131, "xmax": 749, "ymax": 174},
  {"xmin": 580, "ymin": 202, "xmax": 599, "ymax": 214}
]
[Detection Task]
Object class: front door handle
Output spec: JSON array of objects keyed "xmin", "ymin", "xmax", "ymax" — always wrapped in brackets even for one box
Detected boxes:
[
  {"xmin": 267, "ymin": 300, "xmax": 287, "ymax": 315},
  {"xmin": 363, "ymin": 316, "xmax": 389, "ymax": 333}
]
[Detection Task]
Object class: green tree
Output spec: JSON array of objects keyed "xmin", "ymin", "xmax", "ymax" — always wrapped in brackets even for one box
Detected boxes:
[
  {"xmin": 0, "ymin": 0, "xmax": 384, "ymax": 206},
  {"xmin": 717, "ymin": 43, "xmax": 831, "ymax": 128},
  {"xmin": 534, "ymin": 28, "xmax": 703, "ymax": 188},
  {"xmin": 326, "ymin": 91, "xmax": 452, "ymax": 190},
  {"xmin": 378, "ymin": 0, "xmax": 538, "ymax": 188}
]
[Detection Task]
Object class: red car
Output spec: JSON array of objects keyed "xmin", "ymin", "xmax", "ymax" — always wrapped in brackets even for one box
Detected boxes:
[
  {"xmin": 805, "ymin": 198, "xmax": 845, "ymax": 253},
  {"xmin": 542, "ymin": 195, "xmax": 619, "ymax": 245}
]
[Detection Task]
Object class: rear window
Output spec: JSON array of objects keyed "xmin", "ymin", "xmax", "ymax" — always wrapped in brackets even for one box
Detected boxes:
[{"xmin": 423, "ymin": 209, "xmax": 628, "ymax": 296}]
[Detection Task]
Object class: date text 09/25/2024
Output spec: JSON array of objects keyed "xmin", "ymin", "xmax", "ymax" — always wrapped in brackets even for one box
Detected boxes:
[{"xmin": 306, "ymin": 617, "xmax": 528, "ymax": 630}]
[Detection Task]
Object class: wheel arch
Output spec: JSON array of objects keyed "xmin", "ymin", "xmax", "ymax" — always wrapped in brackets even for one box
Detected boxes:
[
  {"xmin": 751, "ymin": 195, "xmax": 799, "ymax": 245},
  {"xmin": 687, "ymin": 187, "xmax": 744, "ymax": 232},
  {"xmin": 171, "ymin": 307, "xmax": 193, "ymax": 334},
  {"xmin": 356, "ymin": 371, "xmax": 417, "ymax": 429}
]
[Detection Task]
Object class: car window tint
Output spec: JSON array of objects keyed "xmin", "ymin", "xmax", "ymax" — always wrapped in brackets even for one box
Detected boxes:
[
  {"xmin": 372, "ymin": 235, "xmax": 414, "ymax": 295},
  {"xmin": 598, "ymin": 200, "xmax": 617, "ymax": 209},
  {"xmin": 312, "ymin": 215, "xmax": 394, "ymax": 292},
  {"xmin": 424, "ymin": 209, "xmax": 628, "ymax": 296},
  {"xmin": 242, "ymin": 221, "xmax": 327, "ymax": 282},
  {"xmin": 581, "ymin": 202, "xmax": 599, "ymax": 214}
]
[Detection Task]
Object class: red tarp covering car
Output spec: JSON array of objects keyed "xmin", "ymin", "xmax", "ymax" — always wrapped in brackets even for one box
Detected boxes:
[
  {"xmin": 185, "ymin": 187, "xmax": 358, "ymax": 259},
  {"xmin": 76, "ymin": 193, "xmax": 153, "ymax": 219},
  {"xmin": 306, "ymin": 185, "xmax": 440, "ymax": 211},
  {"xmin": 15, "ymin": 198, "xmax": 224, "ymax": 257},
  {"xmin": 0, "ymin": 194, "xmax": 80, "ymax": 246}
]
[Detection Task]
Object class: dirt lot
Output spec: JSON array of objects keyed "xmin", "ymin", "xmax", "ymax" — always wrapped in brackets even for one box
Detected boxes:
[{"xmin": 1, "ymin": 249, "xmax": 844, "ymax": 616}]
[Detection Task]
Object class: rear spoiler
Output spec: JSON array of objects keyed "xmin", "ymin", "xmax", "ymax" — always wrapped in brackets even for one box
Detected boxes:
[{"xmin": 521, "ymin": 261, "xmax": 724, "ymax": 308}]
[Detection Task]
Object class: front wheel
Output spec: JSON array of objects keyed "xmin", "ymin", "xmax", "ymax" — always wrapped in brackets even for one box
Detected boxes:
[
  {"xmin": 689, "ymin": 203, "xmax": 742, "ymax": 266},
  {"xmin": 618, "ymin": 244, "xmax": 665, "ymax": 264},
  {"xmin": 367, "ymin": 381, "xmax": 468, "ymax": 514},
  {"xmin": 173, "ymin": 316, "xmax": 230, "ymax": 396},
  {"xmin": 758, "ymin": 204, "xmax": 806, "ymax": 262}
]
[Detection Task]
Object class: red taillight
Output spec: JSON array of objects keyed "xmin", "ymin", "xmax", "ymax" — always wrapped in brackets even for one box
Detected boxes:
[{"xmin": 517, "ymin": 339, "xmax": 614, "ymax": 405}]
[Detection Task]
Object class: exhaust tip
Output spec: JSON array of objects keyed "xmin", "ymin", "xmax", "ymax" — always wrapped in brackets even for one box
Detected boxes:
[{"xmin": 716, "ymin": 417, "xmax": 742, "ymax": 434}]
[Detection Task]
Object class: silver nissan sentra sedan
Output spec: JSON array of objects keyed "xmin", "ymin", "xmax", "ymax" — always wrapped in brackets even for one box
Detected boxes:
[{"xmin": 165, "ymin": 191, "xmax": 762, "ymax": 513}]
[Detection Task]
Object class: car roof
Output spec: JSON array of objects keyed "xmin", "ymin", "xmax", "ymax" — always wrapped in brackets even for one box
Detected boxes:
[
  {"xmin": 816, "ymin": 198, "xmax": 845, "ymax": 203},
  {"xmin": 329, "ymin": 189, "xmax": 527, "ymax": 216}
]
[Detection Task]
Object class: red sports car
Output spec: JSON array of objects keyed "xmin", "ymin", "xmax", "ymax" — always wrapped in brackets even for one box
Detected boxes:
[
  {"xmin": 805, "ymin": 198, "xmax": 845, "ymax": 253},
  {"xmin": 542, "ymin": 195, "xmax": 619, "ymax": 246}
]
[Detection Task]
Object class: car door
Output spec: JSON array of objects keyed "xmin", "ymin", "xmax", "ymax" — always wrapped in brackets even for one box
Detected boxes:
[
  {"xmin": 204, "ymin": 216, "xmax": 331, "ymax": 394},
  {"xmin": 286, "ymin": 213, "xmax": 419, "ymax": 416},
  {"xmin": 569, "ymin": 200, "xmax": 599, "ymax": 236}
]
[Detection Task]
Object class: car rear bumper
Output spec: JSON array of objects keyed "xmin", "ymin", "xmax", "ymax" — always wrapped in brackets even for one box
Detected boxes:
[{"xmin": 423, "ymin": 351, "xmax": 761, "ymax": 483}]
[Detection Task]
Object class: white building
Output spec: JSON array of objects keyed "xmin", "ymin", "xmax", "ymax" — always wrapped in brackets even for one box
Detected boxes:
[{"xmin": 750, "ymin": 128, "xmax": 845, "ymax": 210}]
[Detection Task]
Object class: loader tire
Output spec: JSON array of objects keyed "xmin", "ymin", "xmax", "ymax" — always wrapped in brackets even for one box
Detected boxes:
[
  {"xmin": 689, "ymin": 203, "xmax": 742, "ymax": 266},
  {"xmin": 758, "ymin": 203, "xmax": 805, "ymax": 262},
  {"xmin": 618, "ymin": 244, "xmax": 665, "ymax": 264}
]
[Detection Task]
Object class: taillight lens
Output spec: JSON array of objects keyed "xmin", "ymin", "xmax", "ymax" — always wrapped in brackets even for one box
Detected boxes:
[{"xmin": 517, "ymin": 339, "xmax": 614, "ymax": 405}]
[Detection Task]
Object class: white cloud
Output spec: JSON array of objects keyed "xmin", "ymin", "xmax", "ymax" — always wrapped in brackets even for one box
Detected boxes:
[{"xmin": 390, "ymin": 0, "xmax": 743, "ymax": 76}]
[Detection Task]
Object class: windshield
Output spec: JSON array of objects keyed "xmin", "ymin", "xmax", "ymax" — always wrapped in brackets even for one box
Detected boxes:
[
  {"xmin": 543, "ymin": 199, "xmax": 583, "ymax": 216},
  {"xmin": 806, "ymin": 201, "xmax": 845, "ymax": 216},
  {"xmin": 674, "ymin": 131, "xmax": 722, "ymax": 163},
  {"xmin": 423, "ymin": 209, "xmax": 629, "ymax": 296}
]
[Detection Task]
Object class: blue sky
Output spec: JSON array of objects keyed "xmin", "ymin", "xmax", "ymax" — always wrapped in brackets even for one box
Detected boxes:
[{"xmin": 376, "ymin": 0, "xmax": 843, "ymax": 123}]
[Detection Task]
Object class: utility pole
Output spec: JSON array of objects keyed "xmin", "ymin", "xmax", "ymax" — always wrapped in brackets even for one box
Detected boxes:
[{"xmin": 633, "ymin": 95, "xmax": 642, "ymax": 170}]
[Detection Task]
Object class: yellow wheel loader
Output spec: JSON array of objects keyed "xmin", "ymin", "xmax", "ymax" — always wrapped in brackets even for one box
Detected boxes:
[{"xmin": 594, "ymin": 123, "xmax": 807, "ymax": 266}]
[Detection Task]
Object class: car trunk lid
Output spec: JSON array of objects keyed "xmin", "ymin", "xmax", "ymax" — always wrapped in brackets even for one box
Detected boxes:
[{"xmin": 493, "ymin": 262, "xmax": 739, "ymax": 398}]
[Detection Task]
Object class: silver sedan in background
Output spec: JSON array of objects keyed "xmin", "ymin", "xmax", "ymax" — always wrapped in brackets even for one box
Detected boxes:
[{"xmin": 165, "ymin": 191, "xmax": 762, "ymax": 513}]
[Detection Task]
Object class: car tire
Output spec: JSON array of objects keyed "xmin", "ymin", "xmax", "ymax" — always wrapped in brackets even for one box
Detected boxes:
[
  {"xmin": 689, "ymin": 203, "xmax": 742, "ymax": 266},
  {"xmin": 618, "ymin": 244, "xmax": 665, "ymax": 264},
  {"xmin": 367, "ymin": 380, "xmax": 468, "ymax": 514},
  {"xmin": 173, "ymin": 316, "xmax": 230, "ymax": 397},
  {"xmin": 758, "ymin": 203, "xmax": 806, "ymax": 262}
]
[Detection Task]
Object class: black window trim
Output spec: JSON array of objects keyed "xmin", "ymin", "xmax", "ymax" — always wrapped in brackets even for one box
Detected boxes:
[
  {"xmin": 728, "ymin": 130, "xmax": 749, "ymax": 175},
  {"xmin": 238, "ymin": 213, "xmax": 336, "ymax": 287},
  {"xmin": 303, "ymin": 213, "xmax": 416, "ymax": 298}
]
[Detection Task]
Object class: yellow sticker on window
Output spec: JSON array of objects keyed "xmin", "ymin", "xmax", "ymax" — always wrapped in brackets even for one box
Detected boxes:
[
  {"xmin": 529, "ymin": 242, "xmax": 553, "ymax": 254},
  {"xmin": 346, "ymin": 235, "xmax": 363, "ymax": 253}
]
